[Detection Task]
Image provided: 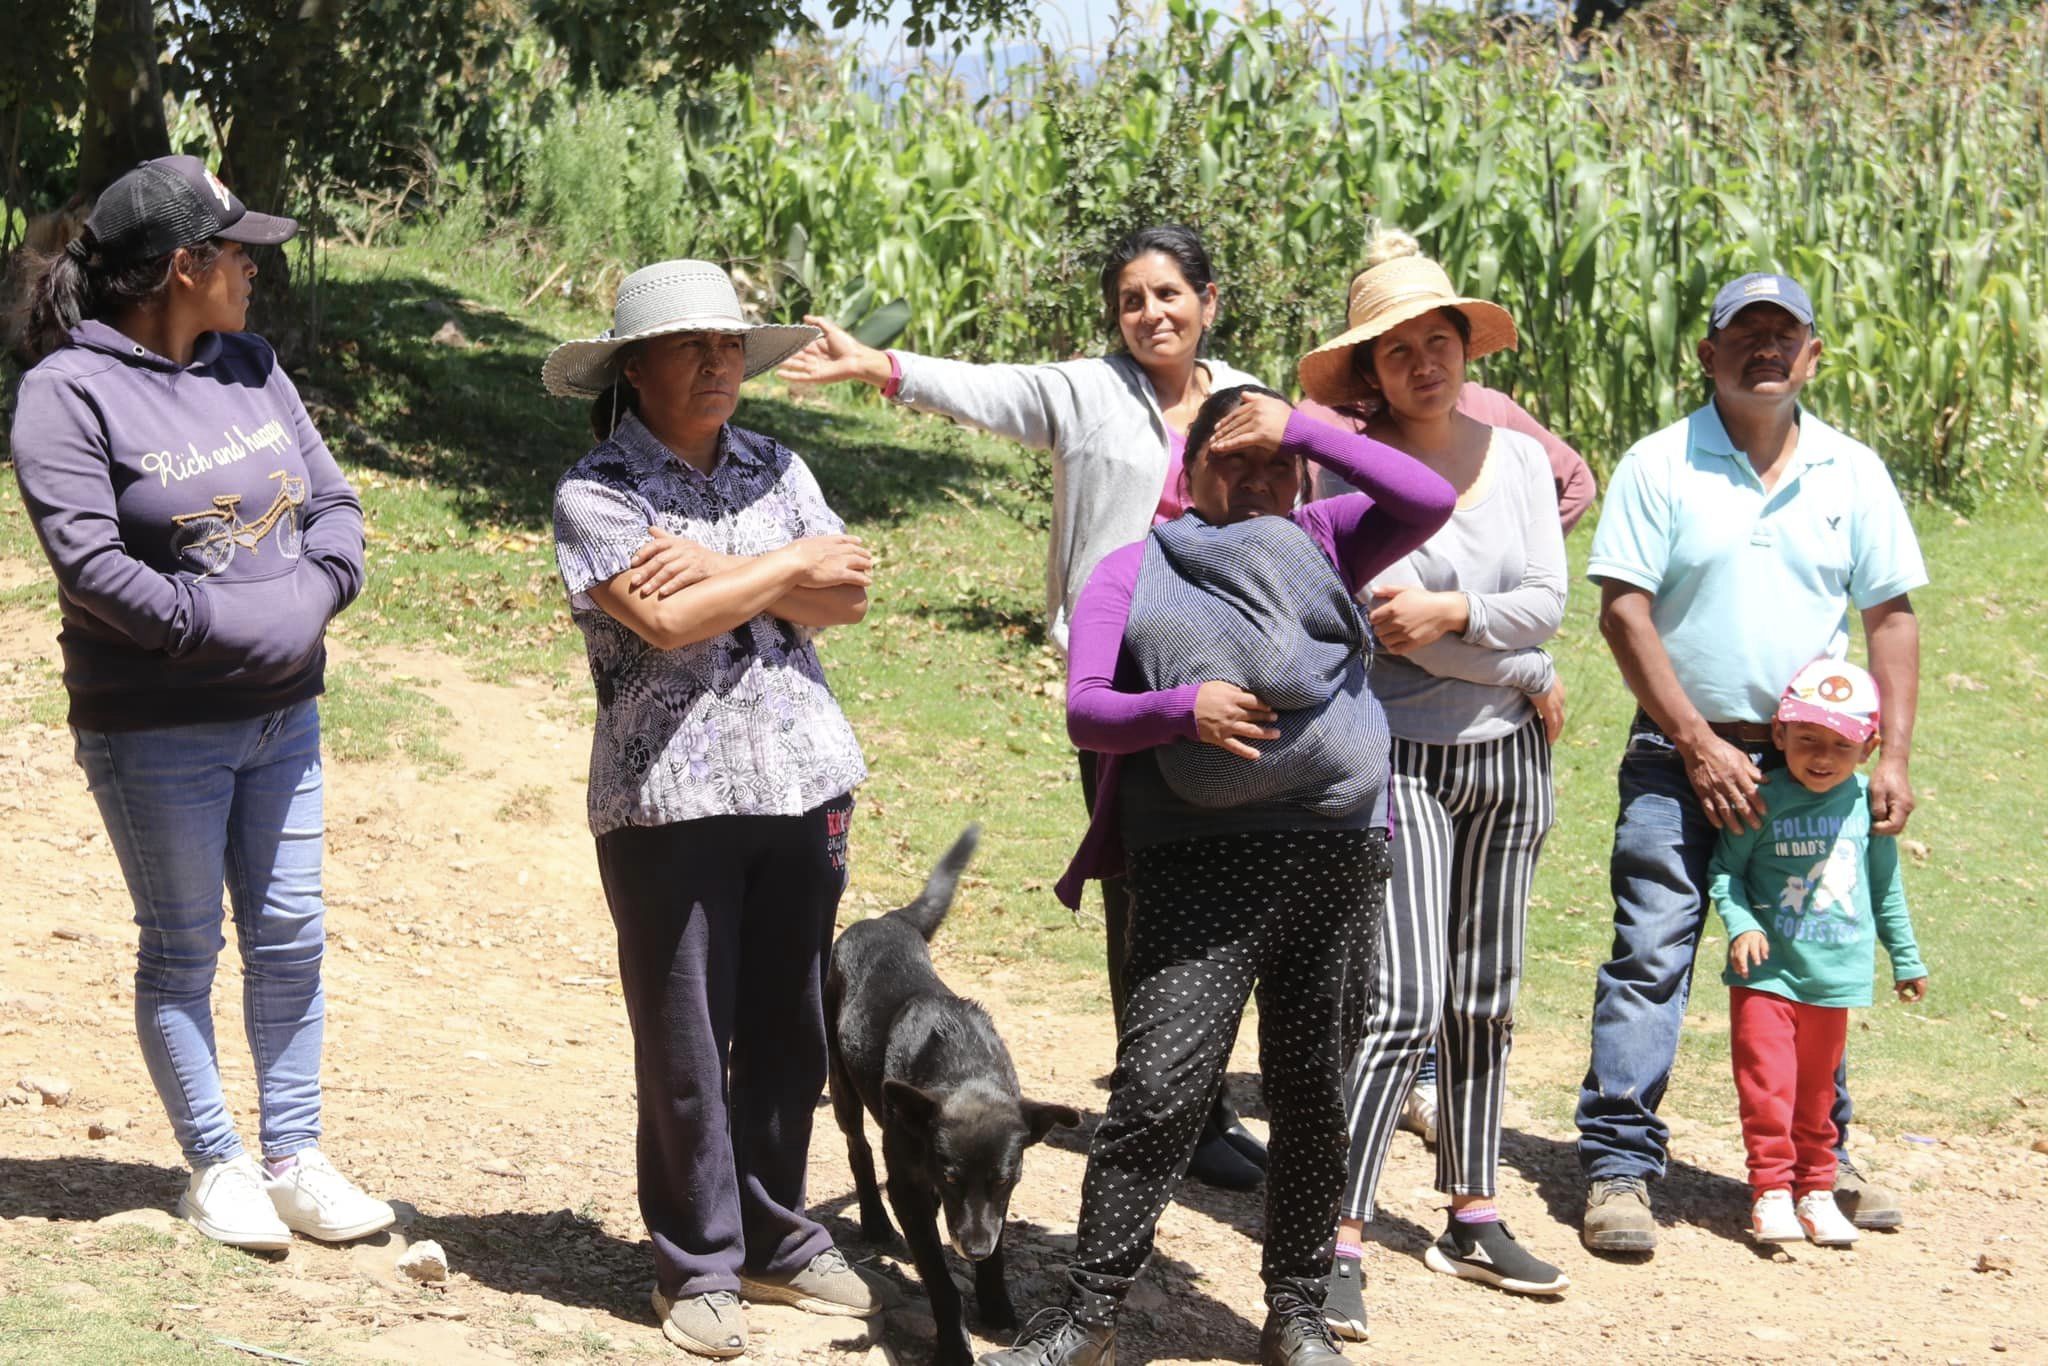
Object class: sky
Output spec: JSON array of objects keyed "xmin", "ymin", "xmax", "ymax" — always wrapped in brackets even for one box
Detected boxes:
[{"xmin": 799, "ymin": 1, "xmax": 1431, "ymax": 64}]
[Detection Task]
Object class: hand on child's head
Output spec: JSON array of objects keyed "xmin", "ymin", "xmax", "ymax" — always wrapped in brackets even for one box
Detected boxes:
[{"xmin": 1895, "ymin": 977, "xmax": 1927, "ymax": 1004}]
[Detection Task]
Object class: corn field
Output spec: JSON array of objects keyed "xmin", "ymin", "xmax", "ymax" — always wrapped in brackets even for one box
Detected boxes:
[{"xmin": 480, "ymin": 0, "xmax": 2048, "ymax": 498}]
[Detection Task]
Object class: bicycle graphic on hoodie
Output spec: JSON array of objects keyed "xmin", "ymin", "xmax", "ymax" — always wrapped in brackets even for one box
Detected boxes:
[{"xmin": 169, "ymin": 470, "xmax": 306, "ymax": 576}]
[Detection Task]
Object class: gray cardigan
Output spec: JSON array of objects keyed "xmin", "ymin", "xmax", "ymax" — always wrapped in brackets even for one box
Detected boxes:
[
  {"xmin": 1316, "ymin": 427, "xmax": 1567, "ymax": 745},
  {"xmin": 892, "ymin": 350, "xmax": 1264, "ymax": 651}
]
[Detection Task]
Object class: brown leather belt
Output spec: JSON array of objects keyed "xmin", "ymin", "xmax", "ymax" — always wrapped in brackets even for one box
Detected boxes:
[{"xmin": 1709, "ymin": 720, "xmax": 1776, "ymax": 745}]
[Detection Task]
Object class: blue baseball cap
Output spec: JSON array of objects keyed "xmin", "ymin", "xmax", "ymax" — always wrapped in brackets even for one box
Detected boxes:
[{"xmin": 1709, "ymin": 273, "xmax": 1814, "ymax": 332}]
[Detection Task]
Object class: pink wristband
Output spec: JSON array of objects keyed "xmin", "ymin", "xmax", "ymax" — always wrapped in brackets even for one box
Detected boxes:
[{"xmin": 881, "ymin": 350, "xmax": 903, "ymax": 399}]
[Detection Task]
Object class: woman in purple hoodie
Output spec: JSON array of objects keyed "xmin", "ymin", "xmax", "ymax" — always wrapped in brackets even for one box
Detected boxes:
[{"xmin": 9, "ymin": 157, "xmax": 390, "ymax": 1251}]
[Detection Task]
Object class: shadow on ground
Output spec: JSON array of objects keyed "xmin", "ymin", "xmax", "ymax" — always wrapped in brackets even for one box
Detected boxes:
[
  {"xmin": 0, "ymin": 1155, "xmax": 188, "ymax": 1223},
  {"xmin": 307, "ymin": 275, "xmax": 1011, "ymax": 533},
  {"xmin": 1498, "ymin": 1126, "xmax": 1758, "ymax": 1251}
]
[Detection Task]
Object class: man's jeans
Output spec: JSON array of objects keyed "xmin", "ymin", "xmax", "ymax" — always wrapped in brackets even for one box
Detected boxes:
[
  {"xmin": 73, "ymin": 701, "xmax": 328, "ymax": 1167},
  {"xmin": 1575, "ymin": 720, "xmax": 1852, "ymax": 1182}
]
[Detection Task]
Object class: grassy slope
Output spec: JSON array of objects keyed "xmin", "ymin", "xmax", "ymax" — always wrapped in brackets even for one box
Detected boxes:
[{"xmin": 2, "ymin": 235, "xmax": 2043, "ymax": 1143}]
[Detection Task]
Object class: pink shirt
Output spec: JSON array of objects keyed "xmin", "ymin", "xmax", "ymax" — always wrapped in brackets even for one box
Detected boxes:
[
  {"xmin": 1154, "ymin": 427, "xmax": 1188, "ymax": 523},
  {"xmin": 1297, "ymin": 383, "xmax": 1596, "ymax": 533}
]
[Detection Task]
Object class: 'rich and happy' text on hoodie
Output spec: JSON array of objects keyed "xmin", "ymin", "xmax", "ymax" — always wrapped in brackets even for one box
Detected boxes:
[{"xmin": 10, "ymin": 319, "xmax": 365, "ymax": 730}]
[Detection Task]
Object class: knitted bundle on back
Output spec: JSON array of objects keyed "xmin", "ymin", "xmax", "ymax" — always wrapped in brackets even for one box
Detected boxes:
[{"xmin": 1125, "ymin": 513, "xmax": 1387, "ymax": 816}]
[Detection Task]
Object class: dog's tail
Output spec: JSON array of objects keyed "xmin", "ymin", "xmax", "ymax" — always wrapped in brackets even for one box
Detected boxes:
[{"xmin": 890, "ymin": 824, "xmax": 980, "ymax": 941}]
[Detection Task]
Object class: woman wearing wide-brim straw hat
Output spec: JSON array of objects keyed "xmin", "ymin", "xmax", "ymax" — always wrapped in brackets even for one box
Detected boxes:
[
  {"xmin": 546, "ymin": 259, "xmax": 896, "ymax": 1359},
  {"xmin": 1298, "ymin": 230, "xmax": 1574, "ymax": 1340}
]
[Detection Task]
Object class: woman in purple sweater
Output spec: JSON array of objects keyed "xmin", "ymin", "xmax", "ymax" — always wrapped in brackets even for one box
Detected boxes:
[
  {"xmin": 989, "ymin": 388, "xmax": 1453, "ymax": 1366},
  {"xmin": 9, "ymin": 157, "xmax": 389, "ymax": 1251}
]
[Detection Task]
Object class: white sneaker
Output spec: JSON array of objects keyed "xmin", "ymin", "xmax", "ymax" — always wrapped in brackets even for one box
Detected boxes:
[
  {"xmin": 1400, "ymin": 1081, "xmax": 1440, "ymax": 1148},
  {"xmin": 1796, "ymin": 1190, "xmax": 1860, "ymax": 1247},
  {"xmin": 1750, "ymin": 1189, "xmax": 1803, "ymax": 1244},
  {"xmin": 179, "ymin": 1153, "xmax": 293, "ymax": 1250},
  {"xmin": 262, "ymin": 1149, "xmax": 396, "ymax": 1242}
]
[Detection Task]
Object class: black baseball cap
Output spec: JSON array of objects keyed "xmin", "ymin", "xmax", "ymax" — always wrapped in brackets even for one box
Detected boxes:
[{"xmin": 82, "ymin": 155, "xmax": 297, "ymax": 267}]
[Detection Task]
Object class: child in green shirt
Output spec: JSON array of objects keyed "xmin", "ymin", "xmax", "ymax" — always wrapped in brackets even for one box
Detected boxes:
[{"xmin": 1708, "ymin": 658, "xmax": 1928, "ymax": 1248}]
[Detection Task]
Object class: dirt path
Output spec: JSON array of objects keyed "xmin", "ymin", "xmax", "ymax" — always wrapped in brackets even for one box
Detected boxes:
[{"xmin": 1, "ymin": 618, "xmax": 2043, "ymax": 1364}]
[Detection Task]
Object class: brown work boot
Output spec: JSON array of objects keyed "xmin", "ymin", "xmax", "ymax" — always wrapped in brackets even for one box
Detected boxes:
[
  {"xmin": 1581, "ymin": 1175, "xmax": 1657, "ymax": 1253},
  {"xmin": 1833, "ymin": 1154, "xmax": 1905, "ymax": 1229}
]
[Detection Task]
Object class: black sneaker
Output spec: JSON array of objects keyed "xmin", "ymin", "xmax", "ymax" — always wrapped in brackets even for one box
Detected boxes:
[
  {"xmin": 1321, "ymin": 1254, "xmax": 1368, "ymax": 1342},
  {"xmin": 1259, "ymin": 1292, "xmax": 1347, "ymax": 1364},
  {"xmin": 1423, "ymin": 1215, "xmax": 1570, "ymax": 1296},
  {"xmin": 1219, "ymin": 1117, "xmax": 1271, "ymax": 1172},
  {"xmin": 978, "ymin": 1308, "xmax": 1116, "ymax": 1366},
  {"xmin": 1187, "ymin": 1119, "xmax": 1264, "ymax": 1191}
]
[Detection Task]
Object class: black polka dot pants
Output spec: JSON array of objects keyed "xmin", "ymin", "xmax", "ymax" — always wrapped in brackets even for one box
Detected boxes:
[
  {"xmin": 1340, "ymin": 720, "xmax": 1554, "ymax": 1221},
  {"xmin": 1066, "ymin": 827, "xmax": 1392, "ymax": 1323}
]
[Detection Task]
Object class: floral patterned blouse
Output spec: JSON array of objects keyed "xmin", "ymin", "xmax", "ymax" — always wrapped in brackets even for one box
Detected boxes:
[{"xmin": 552, "ymin": 410, "xmax": 867, "ymax": 835}]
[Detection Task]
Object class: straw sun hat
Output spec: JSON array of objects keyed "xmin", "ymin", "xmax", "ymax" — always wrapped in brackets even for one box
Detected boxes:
[
  {"xmin": 540, "ymin": 259, "xmax": 821, "ymax": 399},
  {"xmin": 1296, "ymin": 237, "xmax": 1518, "ymax": 407}
]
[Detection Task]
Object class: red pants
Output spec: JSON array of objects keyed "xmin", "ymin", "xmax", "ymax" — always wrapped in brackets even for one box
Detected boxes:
[{"xmin": 1729, "ymin": 986, "xmax": 1849, "ymax": 1196}]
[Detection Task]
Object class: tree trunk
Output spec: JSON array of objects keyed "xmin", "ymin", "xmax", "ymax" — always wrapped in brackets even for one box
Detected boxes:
[
  {"xmin": 77, "ymin": 0, "xmax": 170, "ymax": 196},
  {"xmin": 223, "ymin": 92, "xmax": 306, "ymax": 361}
]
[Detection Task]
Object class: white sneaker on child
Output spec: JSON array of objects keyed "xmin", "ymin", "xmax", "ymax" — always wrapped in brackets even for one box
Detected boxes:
[
  {"xmin": 179, "ymin": 1153, "xmax": 293, "ymax": 1250},
  {"xmin": 1795, "ymin": 1190, "xmax": 1860, "ymax": 1246},
  {"xmin": 262, "ymin": 1149, "xmax": 396, "ymax": 1242},
  {"xmin": 1749, "ymin": 1189, "xmax": 1803, "ymax": 1244}
]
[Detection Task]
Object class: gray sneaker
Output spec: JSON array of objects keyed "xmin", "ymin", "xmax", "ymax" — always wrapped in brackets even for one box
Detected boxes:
[
  {"xmin": 1582, "ymin": 1176, "xmax": 1657, "ymax": 1253},
  {"xmin": 739, "ymin": 1246, "xmax": 903, "ymax": 1317},
  {"xmin": 651, "ymin": 1287, "xmax": 747, "ymax": 1359},
  {"xmin": 1834, "ymin": 1155, "xmax": 1905, "ymax": 1230}
]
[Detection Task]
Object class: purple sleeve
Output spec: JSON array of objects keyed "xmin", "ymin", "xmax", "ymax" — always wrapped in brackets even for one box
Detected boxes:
[
  {"xmin": 273, "ymin": 364, "xmax": 366, "ymax": 612},
  {"xmin": 1065, "ymin": 543, "xmax": 1202, "ymax": 754},
  {"xmin": 1285, "ymin": 410, "xmax": 1456, "ymax": 595},
  {"xmin": 9, "ymin": 370, "xmax": 213, "ymax": 654}
]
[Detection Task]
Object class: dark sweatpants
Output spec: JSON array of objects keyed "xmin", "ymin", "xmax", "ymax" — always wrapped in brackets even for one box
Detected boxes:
[
  {"xmin": 1067, "ymin": 827, "xmax": 1391, "ymax": 1323},
  {"xmin": 594, "ymin": 795, "xmax": 854, "ymax": 1298}
]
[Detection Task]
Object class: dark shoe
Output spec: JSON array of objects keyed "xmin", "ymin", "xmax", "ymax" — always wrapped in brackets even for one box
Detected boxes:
[
  {"xmin": 1423, "ymin": 1215, "xmax": 1569, "ymax": 1295},
  {"xmin": 1321, "ymin": 1255, "xmax": 1367, "ymax": 1342},
  {"xmin": 1833, "ymin": 1154, "xmax": 1905, "ymax": 1230},
  {"xmin": 1188, "ymin": 1118, "xmax": 1265, "ymax": 1191},
  {"xmin": 1581, "ymin": 1175, "xmax": 1657, "ymax": 1253},
  {"xmin": 977, "ymin": 1308, "xmax": 1116, "ymax": 1366},
  {"xmin": 1219, "ymin": 1118, "xmax": 1271, "ymax": 1172},
  {"xmin": 1259, "ymin": 1292, "xmax": 1347, "ymax": 1364}
]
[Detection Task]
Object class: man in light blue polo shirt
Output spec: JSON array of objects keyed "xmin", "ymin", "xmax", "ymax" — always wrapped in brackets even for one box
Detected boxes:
[{"xmin": 1574, "ymin": 273, "xmax": 1926, "ymax": 1254}]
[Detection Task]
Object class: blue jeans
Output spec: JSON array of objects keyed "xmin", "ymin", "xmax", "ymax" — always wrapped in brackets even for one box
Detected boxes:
[
  {"xmin": 73, "ymin": 701, "xmax": 328, "ymax": 1167},
  {"xmin": 1575, "ymin": 720, "xmax": 1852, "ymax": 1182}
]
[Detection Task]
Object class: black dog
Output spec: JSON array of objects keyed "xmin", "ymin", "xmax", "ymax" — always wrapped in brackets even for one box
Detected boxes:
[{"xmin": 826, "ymin": 826, "xmax": 1080, "ymax": 1366}]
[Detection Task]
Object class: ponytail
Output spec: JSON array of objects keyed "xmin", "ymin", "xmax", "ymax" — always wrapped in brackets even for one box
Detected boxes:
[
  {"xmin": 8, "ymin": 233, "xmax": 223, "ymax": 366},
  {"xmin": 17, "ymin": 248, "xmax": 94, "ymax": 364}
]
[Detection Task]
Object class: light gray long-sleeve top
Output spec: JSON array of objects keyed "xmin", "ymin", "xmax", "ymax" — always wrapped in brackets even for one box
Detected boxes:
[
  {"xmin": 1317, "ymin": 427, "xmax": 1568, "ymax": 745},
  {"xmin": 892, "ymin": 350, "xmax": 1264, "ymax": 652}
]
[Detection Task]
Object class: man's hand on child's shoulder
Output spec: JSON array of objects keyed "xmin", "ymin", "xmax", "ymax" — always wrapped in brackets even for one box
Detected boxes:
[
  {"xmin": 1894, "ymin": 977, "xmax": 1928, "ymax": 1004},
  {"xmin": 1729, "ymin": 931, "xmax": 1771, "ymax": 978}
]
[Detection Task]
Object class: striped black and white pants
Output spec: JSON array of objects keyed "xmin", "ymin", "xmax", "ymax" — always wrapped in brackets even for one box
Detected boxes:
[{"xmin": 1339, "ymin": 718, "xmax": 1554, "ymax": 1220}]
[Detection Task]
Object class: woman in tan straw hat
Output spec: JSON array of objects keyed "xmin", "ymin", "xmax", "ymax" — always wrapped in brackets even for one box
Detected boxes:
[
  {"xmin": 1298, "ymin": 229, "xmax": 1573, "ymax": 1337},
  {"xmin": 546, "ymin": 260, "xmax": 896, "ymax": 1358}
]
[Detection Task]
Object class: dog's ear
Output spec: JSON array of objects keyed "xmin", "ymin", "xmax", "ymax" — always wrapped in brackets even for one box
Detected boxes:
[
  {"xmin": 1020, "ymin": 1099, "xmax": 1082, "ymax": 1146},
  {"xmin": 884, "ymin": 1080, "xmax": 942, "ymax": 1142}
]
